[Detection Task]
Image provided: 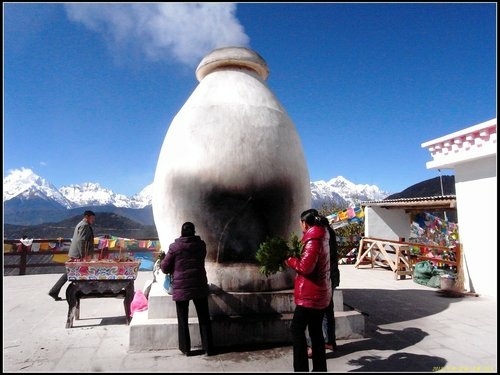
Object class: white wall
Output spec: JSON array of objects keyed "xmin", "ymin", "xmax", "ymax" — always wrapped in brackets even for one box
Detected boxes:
[
  {"xmin": 454, "ymin": 156, "xmax": 497, "ymax": 297},
  {"xmin": 365, "ymin": 207, "xmax": 411, "ymax": 241}
]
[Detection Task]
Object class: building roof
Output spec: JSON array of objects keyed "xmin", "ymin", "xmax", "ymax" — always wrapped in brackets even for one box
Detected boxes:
[
  {"xmin": 360, "ymin": 195, "xmax": 456, "ymax": 210},
  {"xmin": 421, "ymin": 118, "xmax": 497, "ymax": 169}
]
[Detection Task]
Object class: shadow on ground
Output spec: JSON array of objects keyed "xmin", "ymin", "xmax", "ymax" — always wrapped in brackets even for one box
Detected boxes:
[
  {"xmin": 347, "ymin": 352, "xmax": 447, "ymax": 372},
  {"xmin": 341, "ymin": 288, "xmax": 465, "ymax": 328},
  {"xmin": 328, "ymin": 326, "xmax": 445, "ymax": 371},
  {"xmin": 328, "ymin": 287, "xmax": 463, "ymax": 371},
  {"xmin": 70, "ymin": 315, "xmax": 129, "ymax": 328}
]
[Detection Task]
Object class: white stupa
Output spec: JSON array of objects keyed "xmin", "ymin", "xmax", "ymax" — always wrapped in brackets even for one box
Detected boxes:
[{"xmin": 152, "ymin": 47, "xmax": 311, "ymax": 292}]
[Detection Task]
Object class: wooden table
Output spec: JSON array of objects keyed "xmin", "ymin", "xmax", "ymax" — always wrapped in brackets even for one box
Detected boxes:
[
  {"xmin": 356, "ymin": 237, "xmax": 460, "ymax": 280},
  {"xmin": 65, "ymin": 279, "xmax": 135, "ymax": 328}
]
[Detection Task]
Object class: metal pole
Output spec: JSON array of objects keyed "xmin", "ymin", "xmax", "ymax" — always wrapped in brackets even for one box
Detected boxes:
[
  {"xmin": 438, "ymin": 169, "xmax": 448, "ymax": 221},
  {"xmin": 438, "ymin": 169, "xmax": 445, "ymax": 196}
]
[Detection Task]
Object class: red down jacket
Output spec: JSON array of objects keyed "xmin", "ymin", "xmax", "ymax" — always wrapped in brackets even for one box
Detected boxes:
[{"xmin": 286, "ymin": 225, "xmax": 332, "ymax": 310}]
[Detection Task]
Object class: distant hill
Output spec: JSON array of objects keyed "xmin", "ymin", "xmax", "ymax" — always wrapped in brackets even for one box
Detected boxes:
[
  {"xmin": 3, "ymin": 199, "xmax": 155, "ymax": 226},
  {"xmin": 4, "ymin": 212, "xmax": 158, "ymax": 240},
  {"xmin": 385, "ymin": 175, "xmax": 455, "ymax": 199},
  {"xmin": 383, "ymin": 175, "xmax": 457, "ymax": 222}
]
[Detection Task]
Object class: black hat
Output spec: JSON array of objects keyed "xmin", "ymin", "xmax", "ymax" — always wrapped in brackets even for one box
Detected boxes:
[{"xmin": 84, "ymin": 210, "xmax": 96, "ymax": 217}]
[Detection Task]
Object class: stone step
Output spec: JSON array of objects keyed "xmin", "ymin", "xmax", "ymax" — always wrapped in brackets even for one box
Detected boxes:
[
  {"xmin": 146, "ymin": 280, "xmax": 345, "ymax": 319},
  {"xmin": 133, "ymin": 279, "xmax": 362, "ymax": 352},
  {"xmin": 129, "ymin": 309, "xmax": 365, "ymax": 351}
]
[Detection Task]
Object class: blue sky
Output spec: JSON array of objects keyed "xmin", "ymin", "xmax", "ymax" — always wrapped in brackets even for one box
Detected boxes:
[{"xmin": 3, "ymin": 3, "xmax": 497, "ymax": 197}]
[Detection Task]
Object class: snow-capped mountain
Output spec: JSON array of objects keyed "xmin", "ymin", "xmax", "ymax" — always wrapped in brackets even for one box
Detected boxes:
[
  {"xmin": 3, "ymin": 168, "xmax": 153, "ymax": 209},
  {"xmin": 56, "ymin": 181, "xmax": 155, "ymax": 209},
  {"xmin": 130, "ymin": 183, "xmax": 154, "ymax": 208},
  {"xmin": 3, "ymin": 168, "xmax": 389, "ymax": 224},
  {"xmin": 3, "ymin": 168, "xmax": 75, "ymax": 209},
  {"xmin": 310, "ymin": 176, "xmax": 389, "ymax": 209},
  {"xmin": 59, "ymin": 183, "xmax": 134, "ymax": 208}
]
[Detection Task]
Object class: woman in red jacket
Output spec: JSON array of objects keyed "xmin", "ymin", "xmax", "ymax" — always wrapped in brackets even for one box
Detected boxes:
[{"xmin": 285, "ymin": 209, "xmax": 332, "ymax": 372}]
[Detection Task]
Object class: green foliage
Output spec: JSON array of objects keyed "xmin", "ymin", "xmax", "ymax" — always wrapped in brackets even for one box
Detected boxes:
[
  {"xmin": 255, "ymin": 233, "xmax": 303, "ymax": 277},
  {"xmin": 287, "ymin": 232, "xmax": 303, "ymax": 258},
  {"xmin": 255, "ymin": 237, "xmax": 289, "ymax": 276},
  {"xmin": 318, "ymin": 202, "xmax": 364, "ymax": 260},
  {"xmin": 256, "ymin": 200, "xmax": 366, "ymax": 276},
  {"xmin": 335, "ymin": 222, "xmax": 364, "ymax": 256}
]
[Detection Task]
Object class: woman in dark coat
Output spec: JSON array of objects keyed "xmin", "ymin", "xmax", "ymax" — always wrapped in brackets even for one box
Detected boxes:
[
  {"xmin": 322, "ymin": 217, "xmax": 340, "ymax": 351},
  {"xmin": 160, "ymin": 222, "xmax": 214, "ymax": 356}
]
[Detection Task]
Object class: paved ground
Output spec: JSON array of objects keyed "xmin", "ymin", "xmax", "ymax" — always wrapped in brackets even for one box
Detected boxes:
[{"xmin": 3, "ymin": 265, "xmax": 497, "ymax": 373}]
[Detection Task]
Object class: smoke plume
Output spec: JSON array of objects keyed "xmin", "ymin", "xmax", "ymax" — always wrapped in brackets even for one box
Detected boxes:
[{"xmin": 65, "ymin": 3, "xmax": 250, "ymax": 67}]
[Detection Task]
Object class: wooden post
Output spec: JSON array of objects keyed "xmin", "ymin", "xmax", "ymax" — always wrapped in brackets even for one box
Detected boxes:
[
  {"xmin": 19, "ymin": 244, "xmax": 28, "ymax": 275},
  {"xmin": 454, "ymin": 244, "xmax": 464, "ymax": 292}
]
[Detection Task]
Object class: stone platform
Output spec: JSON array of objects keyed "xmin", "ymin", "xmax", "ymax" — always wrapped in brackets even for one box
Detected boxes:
[{"xmin": 129, "ymin": 279, "xmax": 365, "ymax": 351}]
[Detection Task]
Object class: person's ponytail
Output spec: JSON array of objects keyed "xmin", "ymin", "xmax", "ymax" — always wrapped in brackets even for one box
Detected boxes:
[{"xmin": 300, "ymin": 209, "xmax": 323, "ymax": 226}]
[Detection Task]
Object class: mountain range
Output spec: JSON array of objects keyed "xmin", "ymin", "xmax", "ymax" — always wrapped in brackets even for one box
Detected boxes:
[
  {"xmin": 3, "ymin": 168, "xmax": 390, "ymax": 230},
  {"xmin": 3, "ymin": 169, "xmax": 457, "ymax": 240}
]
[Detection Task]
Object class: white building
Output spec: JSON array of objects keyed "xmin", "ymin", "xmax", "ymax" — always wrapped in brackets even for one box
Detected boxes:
[{"xmin": 421, "ymin": 118, "xmax": 497, "ymax": 297}]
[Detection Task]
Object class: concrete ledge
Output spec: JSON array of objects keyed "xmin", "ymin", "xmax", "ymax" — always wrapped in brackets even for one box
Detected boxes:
[
  {"xmin": 146, "ymin": 279, "xmax": 344, "ymax": 319},
  {"xmin": 133, "ymin": 280, "xmax": 360, "ymax": 352},
  {"xmin": 130, "ymin": 309, "xmax": 364, "ymax": 351},
  {"xmin": 334, "ymin": 310, "xmax": 365, "ymax": 340}
]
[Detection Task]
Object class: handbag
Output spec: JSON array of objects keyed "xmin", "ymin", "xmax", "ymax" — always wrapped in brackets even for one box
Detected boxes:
[{"xmin": 163, "ymin": 273, "xmax": 173, "ymax": 295}]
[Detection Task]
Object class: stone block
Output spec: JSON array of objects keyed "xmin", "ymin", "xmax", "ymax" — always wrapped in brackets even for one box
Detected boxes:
[{"xmin": 130, "ymin": 303, "xmax": 364, "ymax": 351}]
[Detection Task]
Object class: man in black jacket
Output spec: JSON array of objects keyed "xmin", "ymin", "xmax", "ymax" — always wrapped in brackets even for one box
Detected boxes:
[{"xmin": 322, "ymin": 217, "xmax": 340, "ymax": 351}]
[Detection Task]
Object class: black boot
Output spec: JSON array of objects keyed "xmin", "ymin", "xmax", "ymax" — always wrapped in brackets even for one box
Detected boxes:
[{"xmin": 48, "ymin": 292, "xmax": 62, "ymax": 301}]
